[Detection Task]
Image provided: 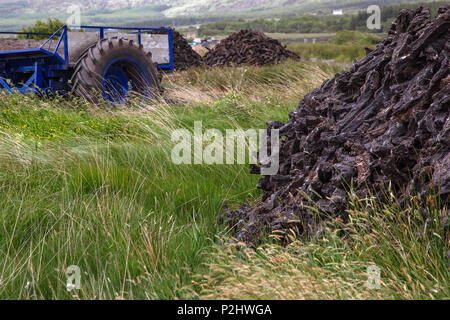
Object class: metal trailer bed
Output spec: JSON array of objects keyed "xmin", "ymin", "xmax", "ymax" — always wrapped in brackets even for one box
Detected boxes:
[{"xmin": 0, "ymin": 25, "xmax": 174, "ymax": 102}]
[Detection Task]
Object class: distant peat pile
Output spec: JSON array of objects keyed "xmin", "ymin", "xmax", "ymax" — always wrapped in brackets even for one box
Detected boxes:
[
  {"xmin": 225, "ymin": 6, "xmax": 450, "ymax": 244},
  {"xmin": 203, "ymin": 30, "xmax": 300, "ymax": 67},
  {"xmin": 0, "ymin": 38, "xmax": 44, "ymax": 51},
  {"xmin": 172, "ymin": 29, "xmax": 203, "ymax": 70}
]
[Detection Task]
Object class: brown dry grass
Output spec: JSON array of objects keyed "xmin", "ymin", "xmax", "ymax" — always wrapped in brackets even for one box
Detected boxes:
[{"xmin": 162, "ymin": 60, "xmax": 344, "ymax": 106}]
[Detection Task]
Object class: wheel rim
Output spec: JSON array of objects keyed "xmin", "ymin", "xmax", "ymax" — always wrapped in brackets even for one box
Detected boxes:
[
  {"xmin": 103, "ymin": 66, "xmax": 130, "ymax": 103},
  {"xmin": 102, "ymin": 58, "xmax": 151, "ymax": 103}
]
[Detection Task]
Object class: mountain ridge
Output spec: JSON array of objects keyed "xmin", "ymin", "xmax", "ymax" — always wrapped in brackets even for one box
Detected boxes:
[
  {"xmin": 1, "ymin": 0, "xmax": 437, "ymax": 17},
  {"xmin": 0, "ymin": 0, "xmax": 439, "ymax": 30}
]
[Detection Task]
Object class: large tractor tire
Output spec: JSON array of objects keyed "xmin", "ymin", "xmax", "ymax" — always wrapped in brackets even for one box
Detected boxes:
[{"xmin": 71, "ymin": 37, "xmax": 161, "ymax": 104}]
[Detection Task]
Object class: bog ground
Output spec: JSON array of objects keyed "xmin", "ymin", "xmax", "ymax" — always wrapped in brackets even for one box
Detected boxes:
[{"xmin": 0, "ymin": 59, "xmax": 448, "ymax": 299}]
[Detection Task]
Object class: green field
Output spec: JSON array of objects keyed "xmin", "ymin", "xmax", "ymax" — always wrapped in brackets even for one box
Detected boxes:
[
  {"xmin": 286, "ymin": 30, "xmax": 383, "ymax": 62},
  {"xmin": 0, "ymin": 54, "xmax": 448, "ymax": 299}
]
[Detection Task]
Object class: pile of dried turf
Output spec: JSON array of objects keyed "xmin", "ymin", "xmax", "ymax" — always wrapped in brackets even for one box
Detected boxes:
[
  {"xmin": 203, "ymin": 30, "xmax": 300, "ymax": 67},
  {"xmin": 0, "ymin": 38, "xmax": 44, "ymax": 51},
  {"xmin": 171, "ymin": 29, "xmax": 203, "ymax": 70},
  {"xmin": 0, "ymin": 38, "xmax": 66, "ymax": 55},
  {"xmin": 225, "ymin": 6, "xmax": 450, "ymax": 244}
]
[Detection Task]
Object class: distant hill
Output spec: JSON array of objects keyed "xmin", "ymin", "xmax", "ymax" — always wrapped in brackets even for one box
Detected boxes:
[
  {"xmin": 0, "ymin": 0, "xmax": 441, "ymax": 30},
  {"xmin": 197, "ymin": 1, "xmax": 448, "ymax": 36}
]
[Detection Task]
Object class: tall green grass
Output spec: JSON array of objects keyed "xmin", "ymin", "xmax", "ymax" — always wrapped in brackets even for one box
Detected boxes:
[
  {"xmin": 190, "ymin": 187, "xmax": 449, "ymax": 300},
  {"xmin": 0, "ymin": 60, "xmax": 335, "ymax": 299},
  {"xmin": 0, "ymin": 98, "xmax": 258, "ymax": 299},
  {"xmin": 1, "ymin": 58, "xmax": 446, "ymax": 300}
]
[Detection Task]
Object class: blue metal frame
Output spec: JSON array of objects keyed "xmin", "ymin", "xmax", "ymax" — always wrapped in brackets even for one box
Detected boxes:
[
  {"xmin": 0, "ymin": 26, "xmax": 68, "ymax": 94},
  {"xmin": 76, "ymin": 25, "xmax": 174, "ymax": 70},
  {"xmin": 0, "ymin": 25, "xmax": 174, "ymax": 96}
]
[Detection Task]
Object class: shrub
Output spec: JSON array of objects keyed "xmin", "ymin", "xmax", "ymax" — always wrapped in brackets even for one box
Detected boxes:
[{"xmin": 20, "ymin": 18, "xmax": 67, "ymax": 39}]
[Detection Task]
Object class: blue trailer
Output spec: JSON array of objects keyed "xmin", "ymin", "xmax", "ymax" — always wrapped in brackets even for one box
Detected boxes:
[{"xmin": 0, "ymin": 25, "xmax": 174, "ymax": 103}]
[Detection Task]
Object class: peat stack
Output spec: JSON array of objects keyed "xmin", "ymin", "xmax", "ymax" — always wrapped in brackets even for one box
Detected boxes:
[
  {"xmin": 0, "ymin": 38, "xmax": 44, "ymax": 51},
  {"xmin": 203, "ymin": 30, "xmax": 300, "ymax": 67},
  {"xmin": 171, "ymin": 29, "xmax": 203, "ymax": 70},
  {"xmin": 226, "ymin": 6, "xmax": 450, "ymax": 244}
]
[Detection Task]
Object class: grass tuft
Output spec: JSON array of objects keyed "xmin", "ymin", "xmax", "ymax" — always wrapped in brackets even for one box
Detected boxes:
[{"xmin": 190, "ymin": 188, "xmax": 449, "ymax": 300}]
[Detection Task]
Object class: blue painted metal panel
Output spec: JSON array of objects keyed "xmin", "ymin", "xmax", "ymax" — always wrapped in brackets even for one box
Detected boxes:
[
  {"xmin": 75, "ymin": 25, "xmax": 174, "ymax": 71},
  {"xmin": 168, "ymin": 28, "xmax": 175, "ymax": 71},
  {"xmin": 0, "ymin": 26, "xmax": 68, "ymax": 95}
]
